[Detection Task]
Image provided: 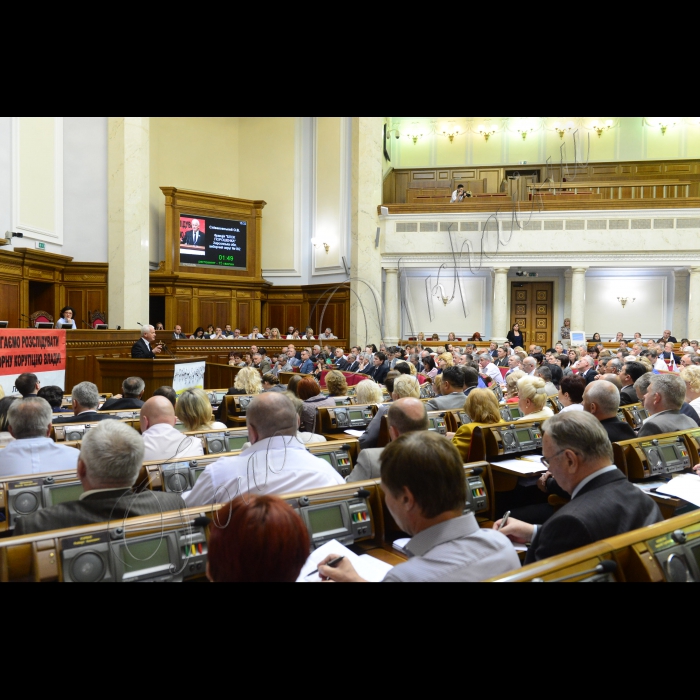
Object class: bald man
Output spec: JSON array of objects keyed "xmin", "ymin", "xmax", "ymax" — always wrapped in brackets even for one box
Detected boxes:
[
  {"xmin": 347, "ymin": 398, "xmax": 429, "ymax": 483},
  {"xmin": 583, "ymin": 381, "xmax": 636, "ymax": 443},
  {"xmin": 141, "ymin": 396, "xmax": 204, "ymax": 462},
  {"xmin": 184, "ymin": 393, "xmax": 344, "ymax": 506}
]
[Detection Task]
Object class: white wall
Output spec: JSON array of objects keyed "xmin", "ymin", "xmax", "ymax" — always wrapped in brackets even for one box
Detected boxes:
[
  {"xmin": 0, "ymin": 117, "xmax": 10, "ymax": 237},
  {"xmin": 401, "ymin": 271, "xmax": 489, "ymax": 338},
  {"xmin": 584, "ymin": 270, "xmax": 671, "ymax": 339},
  {"xmin": 63, "ymin": 117, "xmax": 108, "ymax": 262}
]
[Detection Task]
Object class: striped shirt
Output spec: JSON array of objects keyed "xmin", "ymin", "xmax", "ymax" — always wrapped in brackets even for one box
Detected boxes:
[{"xmin": 382, "ymin": 513, "xmax": 521, "ymax": 583}]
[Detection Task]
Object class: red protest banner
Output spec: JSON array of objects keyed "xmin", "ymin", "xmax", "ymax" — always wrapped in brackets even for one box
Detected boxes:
[{"xmin": 0, "ymin": 329, "xmax": 67, "ymax": 377}]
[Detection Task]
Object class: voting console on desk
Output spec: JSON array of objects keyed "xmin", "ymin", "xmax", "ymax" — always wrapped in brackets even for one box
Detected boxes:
[
  {"xmin": 308, "ymin": 443, "xmax": 355, "ymax": 479},
  {"xmin": 621, "ymin": 403, "xmax": 649, "ymax": 430},
  {"xmin": 60, "ymin": 522, "xmax": 208, "ymax": 583},
  {"xmin": 635, "ymin": 517, "xmax": 700, "ymax": 582},
  {"xmin": 464, "ymin": 463, "xmax": 490, "ymax": 516},
  {"xmin": 142, "ymin": 454, "xmax": 235, "ymax": 494},
  {"xmin": 427, "ymin": 412, "xmax": 448, "ymax": 436},
  {"xmin": 613, "ymin": 433, "xmax": 692, "ymax": 480},
  {"xmin": 206, "ymin": 390, "xmax": 229, "ymax": 407},
  {"xmin": 318, "ymin": 405, "xmax": 376, "ymax": 433},
  {"xmin": 286, "ymin": 488, "xmax": 374, "ymax": 551},
  {"xmin": 484, "ymin": 420, "xmax": 545, "ymax": 458},
  {"xmin": 500, "ymin": 406, "xmax": 525, "ymax": 422},
  {"xmin": 185, "ymin": 429, "xmax": 249, "ymax": 455},
  {"xmin": 54, "ymin": 423, "xmax": 99, "ymax": 442},
  {"xmin": 0, "ymin": 471, "xmax": 83, "ymax": 532}
]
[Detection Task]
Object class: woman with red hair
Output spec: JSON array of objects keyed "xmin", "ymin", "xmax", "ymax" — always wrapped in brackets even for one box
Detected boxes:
[
  {"xmin": 207, "ymin": 496, "xmax": 310, "ymax": 583},
  {"xmin": 297, "ymin": 377, "xmax": 335, "ymax": 432}
]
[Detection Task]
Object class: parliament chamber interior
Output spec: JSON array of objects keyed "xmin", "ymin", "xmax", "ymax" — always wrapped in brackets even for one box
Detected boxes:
[{"xmin": 1, "ymin": 116, "xmax": 700, "ymax": 583}]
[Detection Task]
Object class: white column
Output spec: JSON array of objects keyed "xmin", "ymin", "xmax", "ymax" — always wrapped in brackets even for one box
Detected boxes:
[
  {"xmin": 491, "ymin": 267, "xmax": 510, "ymax": 344},
  {"xmin": 688, "ymin": 267, "xmax": 700, "ymax": 340},
  {"xmin": 350, "ymin": 117, "xmax": 384, "ymax": 346},
  {"xmin": 384, "ymin": 266, "xmax": 400, "ymax": 345},
  {"xmin": 673, "ymin": 269, "xmax": 689, "ymax": 341},
  {"xmin": 563, "ymin": 269, "xmax": 573, "ymax": 323},
  {"xmin": 570, "ymin": 267, "xmax": 588, "ymax": 334},
  {"xmin": 108, "ymin": 117, "xmax": 150, "ymax": 330}
]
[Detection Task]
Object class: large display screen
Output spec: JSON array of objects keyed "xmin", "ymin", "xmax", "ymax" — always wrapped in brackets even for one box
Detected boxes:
[{"xmin": 179, "ymin": 214, "xmax": 248, "ymax": 270}]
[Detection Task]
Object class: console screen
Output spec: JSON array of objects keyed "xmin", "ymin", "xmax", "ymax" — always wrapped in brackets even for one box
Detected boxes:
[
  {"xmin": 120, "ymin": 538, "xmax": 171, "ymax": 574},
  {"xmin": 307, "ymin": 505, "xmax": 345, "ymax": 535}
]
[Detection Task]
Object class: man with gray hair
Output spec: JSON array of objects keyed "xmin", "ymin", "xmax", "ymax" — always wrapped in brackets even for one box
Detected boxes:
[
  {"xmin": 583, "ymin": 381, "xmax": 636, "ymax": 443},
  {"xmin": 54, "ymin": 382, "xmax": 119, "ymax": 425},
  {"xmin": 496, "ymin": 412, "xmax": 663, "ymax": 564},
  {"xmin": 100, "ymin": 377, "xmax": 146, "ymax": 411},
  {"xmin": 479, "ymin": 353, "xmax": 503, "ymax": 385},
  {"xmin": 13, "ymin": 421, "xmax": 185, "ymax": 535},
  {"xmin": 131, "ymin": 325, "xmax": 163, "ymax": 359},
  {"xmin": 348, "ymin": 398, "xmax": 428, "ymax": 483},
  {"xmin": 638, "ymin": 373, "xmax": 699, "ymax": 437},
  {"xmin": 0, "ymin": 397, "xmax": 80, "ymax": 477},
  {"xmin": 184, "ymin": 392, "xmax": 344, "ymax": 506}
]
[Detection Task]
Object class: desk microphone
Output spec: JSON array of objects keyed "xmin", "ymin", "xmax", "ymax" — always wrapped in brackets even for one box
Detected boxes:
[
  {"xmin": 82, "ymin": 320, "xmax": 91, "ymax": 328},
  {"xmin": 467, "ymin": 467, "xmax": 484, "ymax": 477},
  {"xmin": 137, "ymin": 322, "xmax": 144, "ymax": 327},
  {"xmin": 299, "ymin": 488, "xmax": 371, "ymax": 506},
  {"xmin": 532, "ymin": 560, "xmax": 617, "ymax": 583}
]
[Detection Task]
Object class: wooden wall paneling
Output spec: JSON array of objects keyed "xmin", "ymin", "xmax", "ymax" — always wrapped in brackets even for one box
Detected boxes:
[
  {"xmin": 175, "ymin": 299, "xmax": 192, "ymax": 332},
  {"xmin": 383, "ymin": 170, "xmax": 396, "ymax": 205},
  {"xmin": 511, "ymin": 282, "xmax": 553, "ymax": 350},
  {"xmin": 238, "ymin": 302, "xmax": 250, "ymax": 334},
  {"xmin": 268, "ymin": 304, "xmax": 286, "ymax": 333},
  {"xmin": 215, "ymin": 302, "xmax": 230, "ymax": 330},
  {"xmin": 87, "ymin": 290, "xmax": 104, "ymax": 319},
  {"xmin": 67, "ymin": 289, "xmax": 85, "ymax": 327},
  {"xmin": 285, "ymin": 305, "xmax": 302, "ymax": 334},
  {"xmin": 395, "ymin": 172, "xmax": 410, "ymax": 204},
  {"xmin": 199, "ymin": 301, "xmax": 216, "ymax": 328},
  {"xmin": 0, "ymin": 282, "xmax": 20, "ymax": 327},
  {"xmin": 478, "ymin": 169, "xmax": 503, "ymax": 194}
]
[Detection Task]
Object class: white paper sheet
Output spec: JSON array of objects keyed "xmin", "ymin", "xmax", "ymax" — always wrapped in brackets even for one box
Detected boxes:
[
  {"xmin": 655, "ymin": 474, "xmax": 700, "ymax": 507},
  {"xmin": 344, "ymin": 430, "xmax": 365, "ymax": 438},
  {"xmin": 297, "ymin": 539, "xmax": 393, "ymax": 582},
  {"xmin": 492, "ymin": 459, "xmax": 548, "ymax": 475}
]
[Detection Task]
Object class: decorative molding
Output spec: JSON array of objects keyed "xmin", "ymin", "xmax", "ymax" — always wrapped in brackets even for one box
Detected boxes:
[
  {"xmin": 383, "ymin": 252, "xmax": 700, "ymax": 267},
  {"xmin": 12, "ymin": 117, "xmax": 64, "ymax": 244},
  {"xmin": 64, "ymin": 273, "xmax": 106, "ymax": 282}
]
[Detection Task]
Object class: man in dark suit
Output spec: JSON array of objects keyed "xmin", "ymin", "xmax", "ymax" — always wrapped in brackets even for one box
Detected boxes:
[
  {"xmin": 367, "ymin": 352, "xmax": 389, "ymax": 385},
  {"xmin": 14, "ymin": 420, "xmax": 185, "ymax": 536},
  {"xmin": 349, "ymin": 398, "xmax": 428, "ymax": 482},
  {"xmin": 183, "ymin": 219, "xmax": 205, "ymax": 247},
  {"xmin": 661, "ymin": 342, "xmax": 681, "ymax": 366},
  {"xmin": 578, "ymin": 357, "xmax": 598, "ymax": 385},
  {"xmin": 54, "ymin": 382, "xmax": 120, "ymax": 425},
  {"xmin": 345, "ymin": 354, "xmax": 360, "ymax": 374},
  {"xmin": 619, "ymin": 362, "xmax": 646, "ymax": 407},
  {"xmin": 496, "ymin": 412, "xmax": 663, "ymax": 565},
  {"xmin": 583, "ymin": 381, "xmax": 636, "ymax": 443},
  {"xmin": 173, "ymin": 325, "xmax": 187, "ymax": 340},
  {"xmin": 131, "ymin": 325, "xmax": 163, "ymax": 359},
  {"xmin": 658, "ymin": 330, "xmax": 677, "ymax": 344},
  {"xmin": 100, "ymin": 377, "xmax": 145, "ymax": 412}
]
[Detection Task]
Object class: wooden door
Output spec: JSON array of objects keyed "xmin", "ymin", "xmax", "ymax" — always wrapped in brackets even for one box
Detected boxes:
[{"xmin": 511, "ymin": 282, "xmax": 553, "ymax": 350}]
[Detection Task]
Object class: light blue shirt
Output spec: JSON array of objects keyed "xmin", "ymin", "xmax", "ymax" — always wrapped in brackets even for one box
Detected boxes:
[
  {"xmin": 0, "ymin": 437, "xmax": 80, "ymax": 478},
  {"xmin": 56, "ymin": 319, "xmax": 77, "ymax": 329}
]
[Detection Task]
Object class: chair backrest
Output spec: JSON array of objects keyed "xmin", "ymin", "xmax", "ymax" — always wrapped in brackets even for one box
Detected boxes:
[
  {"xmin": 89, "ymin": 310, "xmax": 108, "ymax": 328},
  {"xmin": 29, "ymin": 310, "xmax": 54, "ymax": 327}
]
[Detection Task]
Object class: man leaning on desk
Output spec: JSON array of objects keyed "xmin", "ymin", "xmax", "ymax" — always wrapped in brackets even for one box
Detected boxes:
[
  {"xmin": 494, "ymin": 412, "xmax": 663, "ymax": 565},
  {"xmin": 131, "ymin": 325, "xmax": 163, "ymax": 359}
]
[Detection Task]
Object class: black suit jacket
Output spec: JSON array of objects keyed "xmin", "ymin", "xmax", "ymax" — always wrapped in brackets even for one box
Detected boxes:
[
  {"xmin": 662, "ymin": 352, "xmax": 682, "ymax": 364},
  {"xmin": 658, "ymin": 337, "xmax": 677, "ymax": 344},
  {"xmin": 173, "ymin": 333, "xmax": 187, "ymax": 340},
  {"xmin": 619, "ymin": 385, "xmax": 638, "ymax": 407},
  {"xmin": 581, "ymin": 369, "xmax": 598, "ymax": 385},
  {"xmin": 371, "ymin": 363, "xmax": 389, "ymax": 385},
  {"xmin": 346, "ymin": 362, "xmax": 360, "ymax": 373},
  {"xmin": 131, "ymin": 339, "xmax": 156, "ymax": 359},
  {"xmin": 599, "ymin": 416, "xmax": 636, "ymax": 443},
  {"xmin": 184, "ymin": 231, "xmax": 204, "ymax": 246},
  {"xmin": 53, "ymin": 411, "xmax": 119, "ymax": 425},
  {"xmin": 525, "ymin": 469, "xmax": 662, "ymax": 565},
  {"xmin": 681, "ymin": 402, "xmax": 700, "ymax": 427},
  {"xmin": 14, "ymin": 489, "xmax": 186, "ymax": 536},
  {"xmin": 99, "ymin": 397, "xmax": 145, "ymax": 412}
]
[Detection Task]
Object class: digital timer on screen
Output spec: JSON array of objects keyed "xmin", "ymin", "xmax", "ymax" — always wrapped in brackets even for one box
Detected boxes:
[{"xmin": 179, "ymin": 214, "xmax": 248, "ymax": 270}]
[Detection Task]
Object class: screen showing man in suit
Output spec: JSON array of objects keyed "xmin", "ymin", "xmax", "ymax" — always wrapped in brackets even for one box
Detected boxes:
[{"xmin": 179, "ymin": 213, "xmax": 248, "ymax": 270}]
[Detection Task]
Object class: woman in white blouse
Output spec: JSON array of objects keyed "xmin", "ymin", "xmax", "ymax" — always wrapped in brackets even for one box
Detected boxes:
[
  {"xmin": 55, "ymin": 306, "xmax": 77, "ymax": 329},
  {"xmin": 558, "ymin": 375, "xmax": 586, "ymax": 414},
  {"xmin": 680, "ymin": 366, "xmax": 700, "ymax": 423}
]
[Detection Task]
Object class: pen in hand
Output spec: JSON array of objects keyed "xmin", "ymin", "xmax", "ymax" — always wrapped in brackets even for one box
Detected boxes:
[
  {"xmin": 498, "ymin": 511, "xmax": 511, "ymax": 531},
  {"xmin": 306, "ymin": 556, "xmax": 345, "ymax": 578}
]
